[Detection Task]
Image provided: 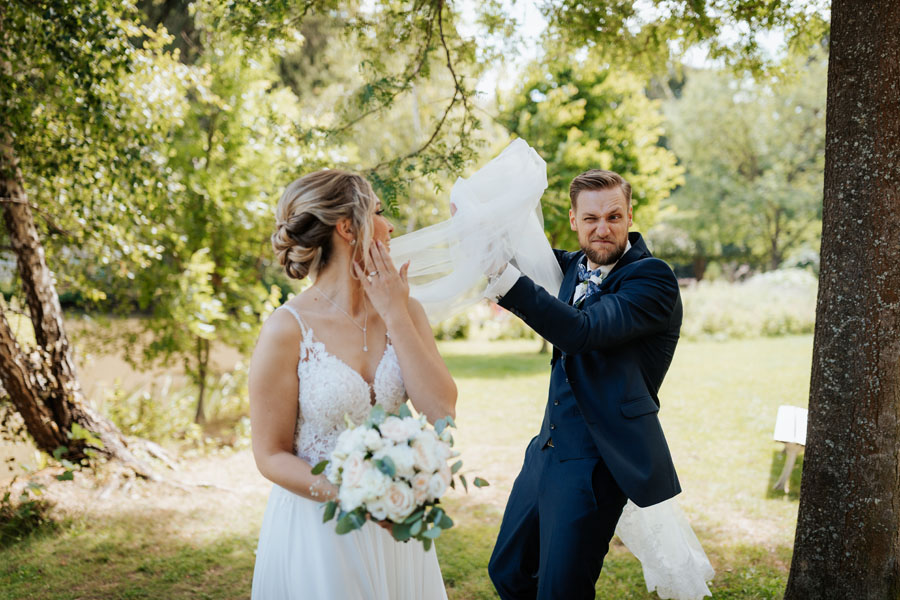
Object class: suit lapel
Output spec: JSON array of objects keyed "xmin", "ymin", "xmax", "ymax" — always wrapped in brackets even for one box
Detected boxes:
[
  {"xmin": 558, "ymin": 251, "xmax": 583, "ymax": 304},
  {"xmin": 551, "ymin": 252, "xmax": 583, "ymax": 363}
]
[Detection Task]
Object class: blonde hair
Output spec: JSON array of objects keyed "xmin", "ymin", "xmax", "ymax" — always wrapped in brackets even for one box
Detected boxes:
[
  {"xmin": 569, "ymin": 169, "xmax": 632, "ymax": 209},
  {"xmin": 271, "ymin": 169, "xmax": 376, "ymax": 280}
]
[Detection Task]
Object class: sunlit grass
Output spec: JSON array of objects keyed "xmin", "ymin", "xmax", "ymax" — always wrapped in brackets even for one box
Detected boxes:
[{"xmin": 0, "ymin": 336, "xmax": 811, "ymax": 599}]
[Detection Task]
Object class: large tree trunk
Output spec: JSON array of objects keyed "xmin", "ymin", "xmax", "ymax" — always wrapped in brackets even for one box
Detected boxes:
[
  {"xmin": 0, "ymin": 136, "xmax": 155, "ymax": 478},
  {"xmin": 784, "ymin": 1, "xmax": 900, "ymax": 598}
]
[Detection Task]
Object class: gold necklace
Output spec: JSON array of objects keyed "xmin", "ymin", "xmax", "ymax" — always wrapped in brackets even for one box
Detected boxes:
[{"xmin": 315, "ymin": 287, "xmax": 369, "ymax": 352}]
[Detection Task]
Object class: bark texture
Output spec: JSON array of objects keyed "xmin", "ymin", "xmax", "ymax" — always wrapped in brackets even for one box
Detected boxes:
[
  {"xmin": 0, "ymin": 135, "xmax": 155, "ymax": 478},
  {"xmin": 784, "ymin": 1, "xmax": 900, "ymax": 598}
]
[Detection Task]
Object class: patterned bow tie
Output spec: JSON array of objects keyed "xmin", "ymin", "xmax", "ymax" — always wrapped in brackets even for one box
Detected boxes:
[{"xmin": 572, "ymin": 261, "xmax": 605, "ymax": 307}]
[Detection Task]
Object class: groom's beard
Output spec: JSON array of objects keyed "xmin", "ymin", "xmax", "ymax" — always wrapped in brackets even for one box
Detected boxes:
[{"xmin": 582, "ymin": 236, "xmax": 628, "ymax": 267}]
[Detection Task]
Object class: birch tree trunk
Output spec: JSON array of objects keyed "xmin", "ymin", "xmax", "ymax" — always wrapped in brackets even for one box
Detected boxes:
[
  {"xmin": 0, "ymin": 135, "xmax": 155, "ymax": 478},
  {"xmin": 784, "ymin": 1, "xmax": 900, "ymax": 597}
]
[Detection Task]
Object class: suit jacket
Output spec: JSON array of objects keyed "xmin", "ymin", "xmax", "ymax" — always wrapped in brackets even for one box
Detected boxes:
[{"xmin": 498, "ymin": 232, "xmax": 682, "ymax": 507}]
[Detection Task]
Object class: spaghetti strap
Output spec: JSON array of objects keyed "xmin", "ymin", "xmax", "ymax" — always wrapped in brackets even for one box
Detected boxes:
[{"xmin": 279, "ymin": 304, "xmax": 310, "ymax": 336}]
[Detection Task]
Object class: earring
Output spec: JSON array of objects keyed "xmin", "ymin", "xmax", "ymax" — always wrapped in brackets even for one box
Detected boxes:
[{"xmin": 349, "ymin": 239, "xmax": 357, "ymax": 246}]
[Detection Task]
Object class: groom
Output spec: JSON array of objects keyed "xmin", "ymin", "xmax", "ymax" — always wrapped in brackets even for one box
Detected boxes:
[{"xmin": 485, "ymin": 169, "xmax": 683, "ymax": 599}]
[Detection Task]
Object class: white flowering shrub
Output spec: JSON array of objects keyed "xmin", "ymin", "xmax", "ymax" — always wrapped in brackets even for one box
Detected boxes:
[{"xmin": 681, "ymin": 269, "xmax": 818, "ymax": 340}]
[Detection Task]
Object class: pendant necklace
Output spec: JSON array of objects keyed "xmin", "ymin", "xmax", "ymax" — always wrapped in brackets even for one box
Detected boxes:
[{"xmin": 315, "ymin": 287, "xmax": 369, "ymax": 351}]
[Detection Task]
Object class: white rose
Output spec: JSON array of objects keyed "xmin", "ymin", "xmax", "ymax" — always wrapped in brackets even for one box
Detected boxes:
[
  {"xmin": 380, "ymin": 417, "xmax": 418, "ymax": 443},
  {"xmin": 378, "ymin": 417, "xmax": 406, "ymax": 443},
  {"xmin": 357, "ymin": 465, "xmax": 391, "ymax": 503},
  {"xmin": 333, "ymin": 426, "xmax": 367, "ymax": 460},
  {"xmin": 410, "ymin": 471, "xmax": 431, "ymax": 504},
  {"xmin": 383, "ymin": 481, "xmax": 417, "ymax": 522},
  {"xmin": 367, "ymin": 496, "xmax": 389, "ymax": 521},
  {"xmin": 362, "ymin": 428, "xmax": 385, "ymax": 452},
  {"xmin": 375, "ymin": 444, "xmax": 416, "ymax": 480},
  {"xmin": 411, "ymin": 433, "xmax": 439, "ymax": 473},
  {"xmin": 427, "ymin": 471, "xmax": 448, "ymax": 501},
  {"xmin": 339, "ymin": 484, "xmax": 366, "ymax": 512},
  {"xmin": 340, "ymin": 451, "xmax": 367, "ymax": 489}
]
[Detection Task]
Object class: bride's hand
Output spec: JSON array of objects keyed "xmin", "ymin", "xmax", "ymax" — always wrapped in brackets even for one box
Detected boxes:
[{"xmin": 354, "ymin": 241, "xmax": 410, "ymax": 323}]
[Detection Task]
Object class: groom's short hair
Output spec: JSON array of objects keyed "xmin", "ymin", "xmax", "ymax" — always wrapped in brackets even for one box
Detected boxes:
[{"xmin": 569, "ymin": 170, "xmax": 632, "ymax": 209}]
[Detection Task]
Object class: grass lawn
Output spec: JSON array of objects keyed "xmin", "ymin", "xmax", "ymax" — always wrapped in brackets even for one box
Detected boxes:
[{"xmin": 0, "ymin": 336, "xmax": 811, "ymax": 599}]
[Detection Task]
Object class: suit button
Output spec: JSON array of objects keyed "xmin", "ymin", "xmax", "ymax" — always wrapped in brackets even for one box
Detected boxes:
[
  {"xmin": 550, "ymin": 424, "xmax": 556, "ymax": 430},
  {"xmin": 553, "ymin": 400, "xmax": 560, "ymax": 406}
]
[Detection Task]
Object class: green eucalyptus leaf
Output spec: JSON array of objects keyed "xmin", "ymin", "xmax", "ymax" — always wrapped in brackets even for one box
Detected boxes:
[
  {"xmin": 422, "ymin": 537, "xmax": 433, "ymax": 552},
  {"xmin": 368, "ymin": 405, "xmax": 386, "ymax": 426},
  {"xmin": 392, "ymin": 521, "xmax": 413, "ymax": 542},
  {"xmin": 422, "ymin": 525, "xmax": 442, "ymax": 539},
  {"xmin": 311, "ymin": 460, "xmax": 329, "ymax": 475},
  {"xmin": 473, "ymin": 477, "xmax": 490, "ymax": 488},
  {"xmin": 322, "ymin": 500, "xmax": 338, "ymax": 523},
  {"xmin": 451, "ymin": 460, "xmax": 463, "ymax": 474},
  {"xmin": 410, "ymin": 519, "xmax": 423, "ymax": 536},
  {"xmin": 396, "ymin": 404, "xmax": 412, "ymax": 419}
]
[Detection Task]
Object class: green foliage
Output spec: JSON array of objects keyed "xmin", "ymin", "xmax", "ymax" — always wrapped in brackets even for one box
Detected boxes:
[
  {"xmin": 499, "ymin": 52, "xmax": 684, "ymax": 248},
  {"xmin": 98, "ymin": 369, "xmax": 250, "ymax": 448},
  {"xmin": 680, "ymin": 269, "xmax": 817, "ymax": 340},
  {"xmin": 653, "ymin": 54, "xmax": 826, "ymax": 270},
  {"xmin": 543, "ymin": 0, "xmax": 830, "ymax": 76},
  {"xmin": 432, "ymin": 302, "xmax": 539, "ymax": 342},
  {"xmin": 0, "ymin": 480, "xmax": 56, "ymax": 549}
]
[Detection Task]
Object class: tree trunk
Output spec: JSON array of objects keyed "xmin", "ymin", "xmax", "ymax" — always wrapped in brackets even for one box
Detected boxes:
[
  {"xmin": 194, "ymin": 336, "xmax": 209, "ymax": 424},
  {"xmin": 784, "ymin": 2, "xmax": 900, "ymax": 598},
  {"xmin": 0, "ymin": 136, "xmax": 155, "ymax": 478}
]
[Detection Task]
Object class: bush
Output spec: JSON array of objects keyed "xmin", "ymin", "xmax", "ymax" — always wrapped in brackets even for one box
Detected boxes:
[
  {"xmin": 681, "ymin": 269, "xmax": 817, "ymax": 340},
  {"xmin": 431, "ymin": 301, "xmax": 538, "ymax": 342},
  {"xmin": 98, "ymin": 366, "xmax": 250, "ymax": 449},
  {"xmin": 0, "ymin": 480, "xmax": 56, "ymax": 548}
]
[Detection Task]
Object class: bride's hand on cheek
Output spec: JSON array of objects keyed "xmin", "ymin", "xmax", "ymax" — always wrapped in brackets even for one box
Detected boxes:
[{"xmin": 353, "ymin": 241, "xmax": 410, "ymax": 322}]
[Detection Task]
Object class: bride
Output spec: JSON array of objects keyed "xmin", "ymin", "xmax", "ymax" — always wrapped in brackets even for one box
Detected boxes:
[{"xmin": 248, "ymin": 169, "xmax": 456, "ymax": 599}]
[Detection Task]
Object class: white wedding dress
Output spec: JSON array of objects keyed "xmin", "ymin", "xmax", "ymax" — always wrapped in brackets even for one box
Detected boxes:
[{"xmin": 251, "ymin": 305, "xmax": 448, "ymax": 599}]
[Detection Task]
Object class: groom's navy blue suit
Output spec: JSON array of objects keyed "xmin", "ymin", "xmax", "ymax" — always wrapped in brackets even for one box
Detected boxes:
[{"xmin": 488, "ymin": 232, "xmax": 682, "ymax": 600}]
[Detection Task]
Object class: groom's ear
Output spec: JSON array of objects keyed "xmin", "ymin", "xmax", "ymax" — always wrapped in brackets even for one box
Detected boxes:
[{"xmin": 569, "ymin": 208, "xmax": 577, "ymax": 231}]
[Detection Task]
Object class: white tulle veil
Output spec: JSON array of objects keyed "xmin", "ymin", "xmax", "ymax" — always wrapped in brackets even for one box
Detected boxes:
[{"xmin": 390, "ymin": 139, "xmax": 714, "ymax": 600}]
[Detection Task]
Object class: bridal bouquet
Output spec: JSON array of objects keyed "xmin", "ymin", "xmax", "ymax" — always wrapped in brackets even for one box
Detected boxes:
[{"xmin": 312, "ymin": 405, "xmax": 486, "ymax": 550}]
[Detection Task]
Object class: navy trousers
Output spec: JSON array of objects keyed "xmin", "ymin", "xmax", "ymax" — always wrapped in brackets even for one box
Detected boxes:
[{"xmin": 488, "ymin": 436, "xmax": 627, "ymax": 600}]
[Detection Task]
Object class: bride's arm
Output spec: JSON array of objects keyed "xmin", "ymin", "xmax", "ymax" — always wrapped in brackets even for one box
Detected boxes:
[
  {"xmin": 358, "ymin": 242, "xmax": 457, "ymax": 423},
  {"xmin": 248, "ymin": 310, "xmax": 338, "ymax": 501}
]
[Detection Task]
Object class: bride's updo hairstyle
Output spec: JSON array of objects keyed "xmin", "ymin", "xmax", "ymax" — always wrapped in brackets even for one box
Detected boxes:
[{"xmin": 272, "ymin": 169, "xmax": 376, "ymax": 280}]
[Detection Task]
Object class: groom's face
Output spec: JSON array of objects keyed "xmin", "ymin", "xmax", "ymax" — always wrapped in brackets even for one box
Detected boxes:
[{"xmin": 569, "ymin": 187, "xmax": 632, "ymax": 267}]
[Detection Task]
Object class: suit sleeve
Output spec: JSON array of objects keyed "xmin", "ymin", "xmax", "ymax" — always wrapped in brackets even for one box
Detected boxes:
[{"xmin": 498, "ymin": 258, "xmax": 679, "ymax": 354}]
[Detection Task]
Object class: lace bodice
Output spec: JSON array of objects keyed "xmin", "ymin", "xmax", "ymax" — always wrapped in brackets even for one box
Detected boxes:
[{"xmin": 279, "ymin": 305, "xmax": 407, "ymax": 464}]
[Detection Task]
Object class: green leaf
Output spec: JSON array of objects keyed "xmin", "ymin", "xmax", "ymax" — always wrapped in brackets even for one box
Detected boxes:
[
  {"xmin": 459, "ymin": 474, "xmax": 468, "ymax": 493},
  {"xmin": 392, "ymin": 521, "xmax": 412, "ymax": 542},
  {"xmin": 52, "ymin": 446, "xmax": 67, "ymax": 461},
  {"xmin": 403, "ymin": 508, "xmax": 425, "ymax": 524},
  {"xmin": 444, "ymin": 415, "xmax": 456, "ymax": 429},
  {"xmin": 439, "ymin": 513, "xmax": 454, "ymax": 530},
  {"xmin": 322, "ymin": 500, "xmax": 338, "ymax": 523},
  {"xmin": 434, "ymin": 419, "xmax": 446, "ymax": 435},
  {"xmin": 56, "ymin": 470, "xmax": 75, "ymax": 481},
  {"xmin": 473, "ymin": 477, "xmax": 490, "ymax": 488},
  {"xmin": 368, "ymin": 405, "xmax": 386, "ymax": 426},
  {"xmin": 422, "ymin": 525, "xmax": 442, "ymax": 539},
  {"xmin": 422, "ymin": 537, "xmax": 433, "ymax": 552},
  {"xmin": 396, "ymin": 404, "xmax": 412, "ymax": 419},
  {"xmin": 311, "ymin": 460, "xmax": 329, "ymax": 475},
  {"xmin": 410, "ymin": 519, "xmax": 423, "ymax": 536},
  {"xmin": 335, "ymin": 509, "xmax": 366, "ymax": 535},
  {"xmin": 375, "ymin": 456, "xmax": 396, "ymax": 478},
  {"xmin": 451, "ymin": 460, "xmax": 463, "ymax": 474}
]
